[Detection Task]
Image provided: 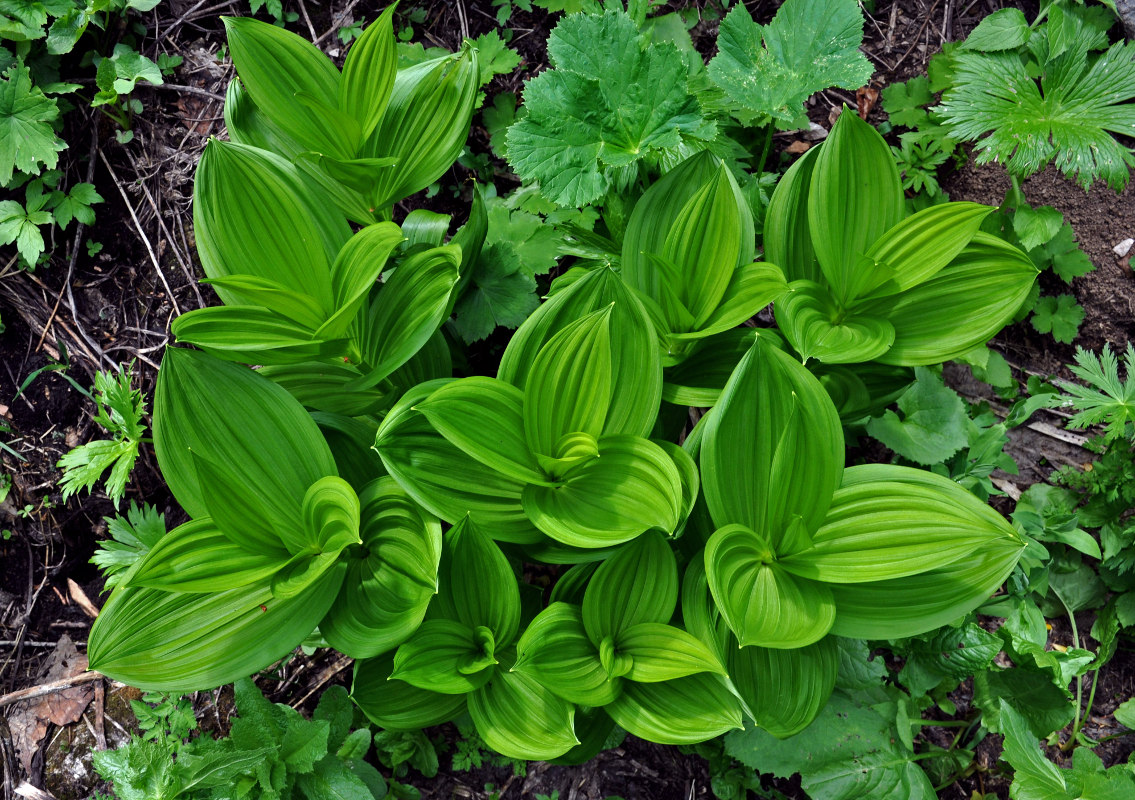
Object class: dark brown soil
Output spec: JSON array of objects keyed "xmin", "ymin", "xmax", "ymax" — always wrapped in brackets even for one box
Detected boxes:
[{"xmin": 2, "ymin": 2, "xmax": 1134, "ymax": 800}]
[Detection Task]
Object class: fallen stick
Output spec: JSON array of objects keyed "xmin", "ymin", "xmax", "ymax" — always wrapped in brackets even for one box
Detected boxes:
[{"xmin": 0, "ymin": 671, "xmax": 108, "ymax": 708}]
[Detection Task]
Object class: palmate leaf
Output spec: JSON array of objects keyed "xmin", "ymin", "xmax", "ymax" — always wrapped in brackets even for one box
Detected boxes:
[
  {"xmin": 0, "ymin": 61, "xmax": 65, "ymax": 184},
  {"xmin": 937, "ymin": 42, "xmax": 1135, "ymax": 190},
  {"xmin": 707, "ymin": 0, "xmax": 873, "ymax": 125},
  {"xmin": 506, "ymin": 9, "xmax": 715, "ymax": 208}
]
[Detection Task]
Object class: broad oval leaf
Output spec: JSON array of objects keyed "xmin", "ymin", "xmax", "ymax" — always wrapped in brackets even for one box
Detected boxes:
[
  {"xmin": 522, "ymin": 436, "xmax": 683, "ymax": 548},
  {"xmin": 705, "ymin": 524, "xmax": 836, "ymax": 648},
  {"xmin": 88, "ymin": 561, "xmax": 344, "ymax": 691},
  {"xmin": 432, "ymin": 515, "xmax": 522, "ymax": 646},
  {"xmin": 199, "ymin": 274, "xmax": 327, "ymax": 330},
  {"xmin": 320, "ymin": 477, "xmax": 442, "ymax": 659},
  {"xmin": 498, "ymin": 267, "xmax": 661, "ymax": 439},
  {"xmin": 668, "ymin": 262, "xmax": 789, "ymax": 342},
  {"xmin": 258, "ymin": 361, "xmax": 389, "ymax": 417},
  {"xmin": 729, "ymin": 637, "xmax": 839, "ymax": 738},
  {"xmin": 617, "ymin": 622, "xmax": 727, "ymax": 683},
  {"xmin": 468, "ymin": 662, "xmax": 579, "ymax": 761},
  {"xmin": 391, "ymin": 619, "xmax": 497, "ymax": 695},
  {"xmin": 780, "ymin": 464, "xmax": 1024, "ymax": 583},
  {"xmin": 337, "ymin": 6, "xmax": 397, "ymax": 140},
  {"xmin": 352, "ymin": 652, "xmax": 467, "ymax": 730},
  {"xmin": 152, "ymin": 348, "xmax": 337, "ymax": 531},
  {"xmin": 513, "ymin": 603, "xmax": 619, "ymax": 707},
  {"xmin": 583, "ymin": 531, "xmax": 679, "ymax": 643},
  {"xmin": 775, "ymin": 281, "xmax": 895, "ymax": 365},
  {"xmin": 316, "ymin": 221, "xmax": 404, "ymax": 340},
  {"xmin": 171, "ymin": 306, "xmax": 345, "ymax": 366},
  {"xmin": 764, "ymin": 147, "xmax": 821, "ymax": 283},
  {"xmin": 605, "ymin": 673, "xmax": 743, "ymax": 745},
  {"xmin": 700, "ymin": 337, "xmax": 844, "ymax": 543}
]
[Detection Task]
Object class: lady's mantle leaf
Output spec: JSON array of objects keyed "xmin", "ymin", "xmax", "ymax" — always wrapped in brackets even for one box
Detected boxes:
[
  {"xmin": 866, "ymin": 366, "xmax": 968, "ymax": 465},
  {"xmin": 452, "ymin": 241, "xmax": 539, "ymax": 344},
  {"xmin": 506, "ymin": 9, "xmax": 714, "ymax": 208},
  {"xmin": 0, "ymin": 62, "xmax": 65, "ymax": 184},
  {"xmin": 708, "ymin": 0, "xmax": 873, "ymax": 125}
]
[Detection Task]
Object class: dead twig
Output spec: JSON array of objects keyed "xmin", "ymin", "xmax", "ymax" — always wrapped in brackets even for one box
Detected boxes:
[{"xmin": 0, "ymin": 672, "xmax": 107, "ymax": 709}]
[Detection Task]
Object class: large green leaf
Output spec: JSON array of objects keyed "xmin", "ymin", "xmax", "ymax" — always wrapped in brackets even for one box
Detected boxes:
[
  {"xmin": 352, "ymin": 244, "xmax": 461, "ymax": 388},
  {"xmin": 513, "ymin": 603, "xmax": 619, "ymax": 707},
  {"xmin": 224, "ymin": 17, "xmax": 354, "ymax": 157},
  {"xmin": 192, "ymin": 140, "xmax": 350, "ymax": 310},
  {"xmin": 363, "ymin": 47, "xmax": 479, "ymax": 209},
  {"xmin": 522, "ymin": 306, "xmax": 613, "ymax": 458},
  {"xmin": 775, "ymin": 281, "xmax": 894, "ymax": 364},
  {"xmin": 729, "ymin": 638, "xmax": 838, "ymax": 738},
  {"xmin": 316, "ymin": 221, "xmax": 404, "ymax": 340},
  {"xmin": 337, "ymin": 6, "xmax": 397, "ymax": 140},
  {"xmin": 171, "ymin": 306, "xmax": 344, "ymax": 366},
  {"xmin": 431, "ymin": 516, "xmax": 522, "ymax": 646},
  {"xmin": 415, "ymin": 377, "xmax": 547, "ymax": 485},
  {"xmin": 499, "ymin": 267, "xmax": 662, "ymax": 439},
  {"xmin": 858, "ymin": 232, "xmax": 1038, "ymax": 366},
  {"xmin": 468, "ymin": 663, "xmax": 579, "ymax": 761},
  {"xmin": 88, "ymin": 561, "xmax": 344, "ymax": 691},
  {"xmin": 320, "ymin": 478, "xmax": 442, "ymax": 659},
  {"xmin": 704, "ymin": 524, "xmax": 836, "ymax": 648},
  {"xmin": 781, "ymin": 465, "xmax": 1020, "ymax": 583},
  {"xmin": 522, "ymin": 436, "xmax": 683, "ymax": 548},
  {"xmin": 764, "ymin": 147, "xmax": 821, "ymax": 283},
  {"xmin": 391, "ymin": 619, "xmax": 497, "ymax": 694},
  {"xmin": 199, "ymin": 274, "xmax": 327, "ymax": 330},
  {"xmin": 668, "ymin": 262, "xmax": 789, "ymax": 343},
  {"xmin": 618, "ymin": 623, "xmax": 726, "ymax": 683},
  {"xmin": 374, "ymin": 382, "xmax": 541, "ymax": 544},
  {"xmin": 257, "ymin": 362, "xmax": 389, "ymax": 417},
  {"xmin": 807, "ymin": 111, "xmax": 904, "ymax": 305},
  {"xmin": 352, "ymin": 653, "xmax": 467, "ymax": 730},
  {"xmin": 582, "ymin": 531, "xmax": 678, "ymax": 643},
  {"xmin": 152, "ymin": 348, "xmax": 337, "ymax": 531},
  {"xmin": 605, "ymin": 673, "xmax": 743, "ymax": 745},
  {"xmin": 700, "ymin": 338, "xmax": 843, "ymax": 542},
  {"xmin": 127, "ymin": 518, "xmax": 286, "ymax": 593},
  {"xmin": 662, "ymin": 328, "xmax": 781, "ymax": 407}
]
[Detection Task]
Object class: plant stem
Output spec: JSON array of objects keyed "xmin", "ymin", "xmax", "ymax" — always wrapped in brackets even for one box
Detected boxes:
[
  {"xmin": 756, "ymin": 123, "xmax": 774, "ymax": 174},
  {"xmin": 1053, "ymin": 588, "xmax": 1082, "ymax": 752}
]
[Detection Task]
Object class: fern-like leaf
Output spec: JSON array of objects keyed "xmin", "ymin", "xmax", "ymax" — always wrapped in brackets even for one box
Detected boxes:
[{"xmin": 1059, "ymin": 344, "xmax": 1135, "ymax": 442}]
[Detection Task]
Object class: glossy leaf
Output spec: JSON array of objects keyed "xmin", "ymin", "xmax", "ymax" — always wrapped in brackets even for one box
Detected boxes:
[
  {"xmin": 522, "ymin": 436, "xmax": 683, "ymax": 548},
  {"xmin": 338, "ymin": 6, "xmax": 397, "ymax": 140},
  {"xmin": 618, "ymin": 623, "xmax": 726, "ymax": 683},
  {"xmin": 171, "ymin": 306, "xmax": 344, "ymax": 366},
  {"xmin": 776, "ymin": 281, "xmax": 894, "ymax": 364},
  {"xmin": 433, "ymin": 515, "xmax": 522, "ymax": 645},
  {"xmin": 606, "ymin": 673, "xmax": 743, "ymax": 745},
  {"xmin": 152, "ymin": 348, "xmax": 337, "ymax": 530},
  {"xmin": 764, "ymin": 147, "xmax": 821, "ymax": 283},
  {"xmin": 320, "ymin": 477, "xmax": 442, "ymax": 658},
  {"xmin": 391, "ymin": 619, "xmax": 496, "ymax": 694},
  {"xmin": 729, "ymin": 638, "xmax": 838, "ymax": 738},
  {"xmin": 127, "ymin": 518, "xmax": 286, "ymax": 592},
  {"xmin": 415, "ymin": 377, "xmax": 547, "ymax": 485},
  {"xmin": 317, "ymin": 221, "xmax": 404, "ymax": 340},
  {"xmin": 469, "ymin": 664, "xmax": 579, "ymax": 761},
  {"xmin": 513, "ymin": 603, "xmax": 619, "ymax": 706},
  {"xmin": 352, "ymin": 653, "xmax": 466, "ymax": 730},
  {"xmin": 700, "ymin": 338, "xmax": 844, "ymax": 542},
  {"xmin": 199, "ymin": 274, "xmax": 327, "ymax": 330},
  {"xmin": 705, "ymin": 524, "xmax": 836, "ymax": 648},
  {"xmin": 583, "ymin": 531, "xmax": 679, "ymax": 643},
  {"xmin": 258, "ymin": 362, "xmax": 389, "ymax": 417}
]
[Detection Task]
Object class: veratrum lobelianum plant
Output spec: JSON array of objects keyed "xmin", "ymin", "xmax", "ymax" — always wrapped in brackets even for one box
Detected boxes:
[{"xmin": 88, "ymin": 4, "xmax": 1033, "ymax": 763}]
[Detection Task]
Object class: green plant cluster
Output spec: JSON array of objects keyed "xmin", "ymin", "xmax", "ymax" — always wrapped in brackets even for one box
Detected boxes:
[
  {"xmin": 0, "ymin": 0, "xmax": 178, "ymax": 268},
  {"xmin": 74, "ymin": 1, "xmax": 1135, "ymax": 798}
]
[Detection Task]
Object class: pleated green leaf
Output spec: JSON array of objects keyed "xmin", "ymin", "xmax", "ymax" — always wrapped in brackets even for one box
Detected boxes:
[
  {"xmin": 468, "ymin": 664, "xmax": 579, "ymax": 761},
  {"xmin": 127, "ymin": 518, "xmax": 287, "ymax": 592},
  {"xmin": 199, "ymin": 274, "xmax": 328, "ymax": 330},
  {"xmin": 414, "ymin": 377, "xmax": 547, "ymax": 485},
  {"xmin": 729, "ymin": 637, "xmax": 838, "ymax": 738},
  {"xmin": 583, "ymin": 531, "xmax": 679, "ymax": 643},
  {"xmin": 825, "ymin": 465, "xmax": 1025, "ymax": 639},
  {"xmin": 171, "ymin": 306, "xmax": 345, "ymax": 366},
  {"xmin": 622, "ymin": 152, "xmax": 755, "ymax": 315},
  {"xmin": 700, "ymin": 337, "xmax": 844, "ymax": 542},
  {"xmin": 776, "ymin": 281, "xmax": 894, "ymax": 364},
  {"xmin": 618, "ymin": 623, "xmax": 726, "ymax": 683},
  {"xmin": 352, "ymin": 244, "xmax": 461, "ymax": 388},
  {"xmin": 223, "ymin": 16, "xmax": 352, "ymax": 157},
  {"xmin": 499, "ymin": 268, "xmax": 661, "ymax": 439},
  {"xmin": 352, "ymin": 653, "xmax": 467, "ymax": 730},
  {"xmin": 680, "ymin": 555, "xmax": 731, "ymax": 664},
  {"xmin": 655, "ymin": 440, "xmax": 700, "ymax": 526},
  {"xmin": 763, "ymin": 147, "xmax": 821, "ymax": 284},
  {"xmin": 88, "ymin": 561, "xmax": 344, "ymax": 692},
  {"xmin": 781, "ymin": 465, "xmax": 1020, "ymax": 583},
  {"xmin": 311, "ymin": 412, "xmax": 385, "ymax": 493},
  {"xmin": 293, "ymin": 153, "xmax": 397, "ymax": 209},
  {"xmin": 522, "ymin": 306, "xmax": 613, "ymax": 458},
  {"xmin": 668, "ymin": 262, "xmax": 789, "ymax": 343},
  {"xmin": 605, "ymin": 673, "xmax": 743, "ymax": 745},
  {"xmin": 258, "ymin": 362, "xmax": 389, "ymax": 417},
  {"xmin": 297, "ymin": 475, "xmax": 361, "ymax": 554},
  {"xmin": 705, "ymin": 524, "xmax": 836, "ymax": 648},
  {"xmin": 316, "ymin": 221, "xmax": 404, "ymax": 340},
  {"xmin": 191, "ymin": 452, "xmax": 294, "ymax": 553},
  {"xmin": 374, "ymin": 382, "xmax": 541, "ymax": 544},
  {"xmin": 432, "ymin": 516, "xmax": 522, "ymax": 646},
  {"xmin": 391, "ymin": 619, "xmax": 497, "ymax": 694},
  {"xmin": 661, "ymin": 329, "xmax": 783, "ymax": 408},
  {"xmin": 320, "ymin": 477, "xmax": 442, "ymax": 659},
  {"xmin": 808, "ymin": 111, "xmax": 904, "ymax": 305},
  {"xmin": 153, "ymin": 348, "xmax": 337, "ymax": 528},
  {"xmin": 854, "ymin": 202, "xmax": 992, "ymax": 300},
  {"xmin": 522, "ymin": 436, "xmax": 683, "ymax": 548},
  {"xmin": 337, "ymin": 5, "xmax": 397, "ymax": 140},
  {"xmin": 363, "ymin": 47, "xmax": 479, "ymax": 208},
  {"xmin": 193, "ymin": 139, "xmax": 349, "ymax": 313},
  {"xmin": 858, "ymin": 232, "xmax": 1038, "ymax": 366},
  {"xmin": 513, "ymin": 603, "xmax": 619, "ymax": 707}
]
